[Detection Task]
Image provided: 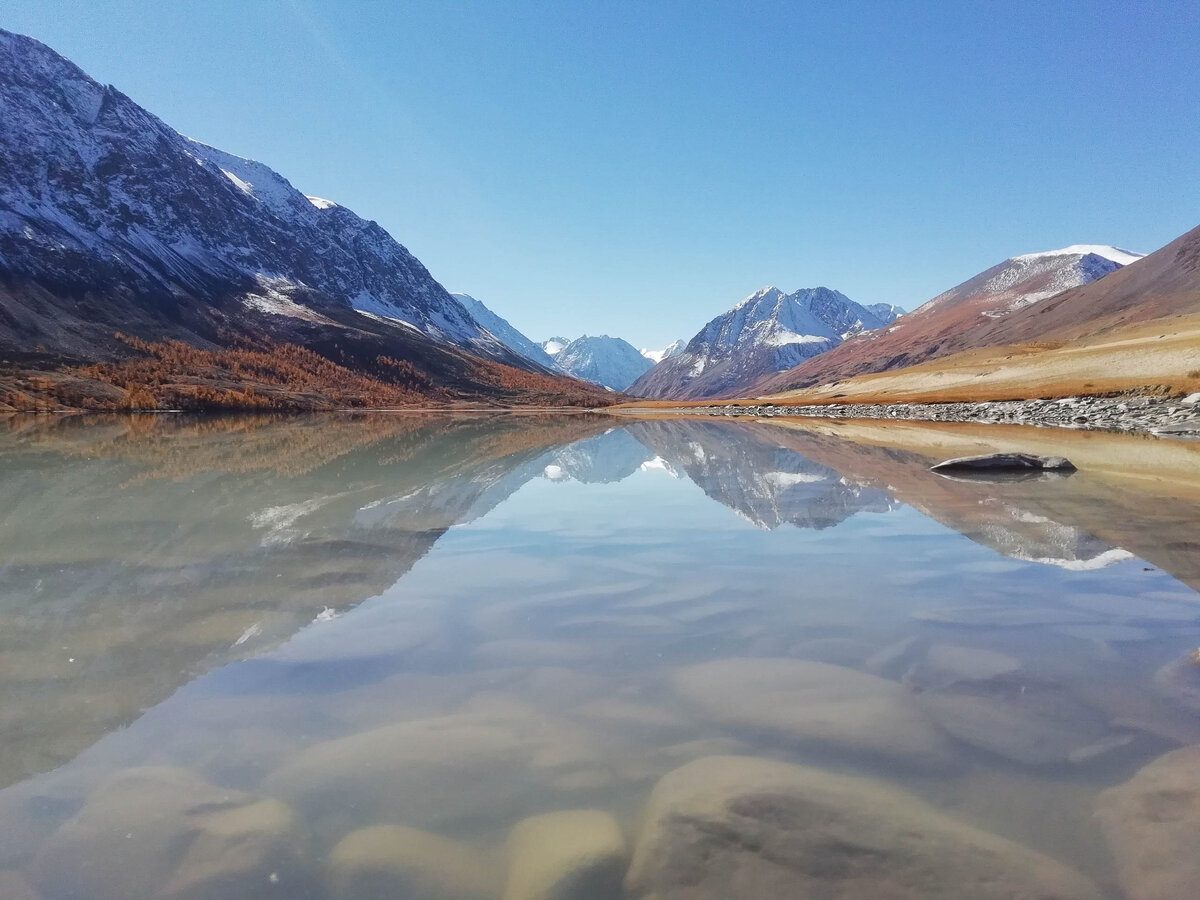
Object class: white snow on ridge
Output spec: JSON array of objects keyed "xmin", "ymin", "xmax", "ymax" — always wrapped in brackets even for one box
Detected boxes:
[
  {"xmin": 220, "ymin": 169, "xmax": 254, "ymax": 196},
  {"xmin": 641, "ymin": 339, "xmax": 686, "ymax": 363},
  {"xmin": 1012, "ymin": 245, "xmax": 1143, "ymax": 266},
  {"xmin": 306, "ymin": 195, "xmax": 339, "ymax": 210}
]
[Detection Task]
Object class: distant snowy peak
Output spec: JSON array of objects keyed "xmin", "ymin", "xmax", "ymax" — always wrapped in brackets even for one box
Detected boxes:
[
  {"xmin": 553, "ymin": 335, "xmax": 653, "ymax": 391},
  {"xmin": 695, "ymin": 286, "xmax": 886, "ymax": 353},
  {"xmin": 629, "ymin": 285, "xmax": 884, "ymax": 399},
  {"xmin": 1011, "ymin": 245, "xmax": 1143, "ymax": 267},
  {"xmin": 867, "ymin": 303, "xmax": 905, "ymax": 325},
  {"xmin": 641, "ymin": 339, "xmax": 685, "ymax": 363},
  {"xmin": 542, "ymin": 337, "xmax": 570, "ymax": 356},
  {"xmin": 451, "ymin": 293, "xmax": 558, "ymax": 369}
]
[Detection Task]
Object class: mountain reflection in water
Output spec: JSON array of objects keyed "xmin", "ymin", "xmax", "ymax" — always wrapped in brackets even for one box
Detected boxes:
[{"xmin": 1, "ymin": 412, "xmax": 1199, "ymax": 899}]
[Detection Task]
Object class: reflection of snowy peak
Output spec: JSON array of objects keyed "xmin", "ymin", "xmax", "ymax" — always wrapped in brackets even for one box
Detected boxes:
[
  {"xmin": 451, "ymin": 293, "xmax": 559, "ymax": 369},
  {"xmin": 542, "ymin": 430, "xmax": 654, "ymax": 483},
  {"xmin": 627, "ymin": 420, "xmax": 895, "ymax": 529},
  {"xmin": 553, "ymin": 335, "xmax": 653, "ymax": 391},
  {"xmin": 630, "ymin": 286, "xmax": 886, "ymax": 399},
  {"xmin": 976, "ymin": 504, "xmax": 1134, "ymax": 570}
]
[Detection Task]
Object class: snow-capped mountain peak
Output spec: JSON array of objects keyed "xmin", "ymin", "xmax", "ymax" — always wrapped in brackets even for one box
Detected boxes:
[
  {"xmin": 641, "ymin": 339, "xmax": 685, "ymax": 363},
  {"xmin": 542, "ymin": 336, "xmax": 570, "ymax": 356},
  {"xmin": 909, "ymin": 244, "xmax": 1147, "ymax": 322},
  {"xmin": 630, "ymin": 286, "xmax": 885, "ymax": 399},
  {"xmin": 1011, "ymin": 245, "xmax": 1143, "ymax": 267},
  {"xmin": 553, "ymin": 334, "xmax": 653, "ymax": 391}
]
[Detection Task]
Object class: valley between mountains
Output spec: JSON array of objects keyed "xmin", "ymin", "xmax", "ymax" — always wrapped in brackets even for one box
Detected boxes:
[{"xmin": 0, "ymin": 28, "xmax": 1196, "ymax": 425}]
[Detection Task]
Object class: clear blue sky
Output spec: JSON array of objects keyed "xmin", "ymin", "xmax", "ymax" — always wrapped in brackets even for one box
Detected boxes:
[{"xmin": 5, "ymin": 1, "xmax": 1198, "ymax": 348}]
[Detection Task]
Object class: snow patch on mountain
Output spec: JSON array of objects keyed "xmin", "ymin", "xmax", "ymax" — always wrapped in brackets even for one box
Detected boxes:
[{"xmin": 542, "ymin": 336, "xmax": 569, "ymax": 356}]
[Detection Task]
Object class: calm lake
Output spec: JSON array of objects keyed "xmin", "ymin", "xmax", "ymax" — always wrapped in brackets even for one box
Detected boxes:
[{"xmin": 1, "ymin": 412, "xmax": 1198, "ymax": 899}]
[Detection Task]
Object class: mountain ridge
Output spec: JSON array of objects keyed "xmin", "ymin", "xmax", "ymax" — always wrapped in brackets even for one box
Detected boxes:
[
  {"xmin": 450, "ymin": 293, "xmax": 560, "ymax": 370},
  {"xmin": 0, "ymin": 28, "xmax": 614, "ymax": 409},
  {"xmin": 631, "ymin": 286, "xmax": 887, "ymax": 399},
  {"xmin": 752, "ymin": 244, "xmax": 1147, "ymax": 395}
]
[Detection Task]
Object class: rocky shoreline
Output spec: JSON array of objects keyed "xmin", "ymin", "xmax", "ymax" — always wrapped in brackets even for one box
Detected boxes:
[{"xmin": 684, "ymin": 393, "xmax": 1200, "ymax": 437}]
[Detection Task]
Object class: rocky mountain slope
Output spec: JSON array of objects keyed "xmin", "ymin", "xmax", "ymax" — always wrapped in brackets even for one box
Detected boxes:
[
  {"xmin": 754, "ymin": 245, "xmax": 1143, "ymax": 394},
  {"xmin": 631, "ymin": 286, "xmax": 887, "ymax": 399},
  {"xmin": 551, "ymin": 334, "xmax": 652, "ymax": 391},
  {"xmin": 0, "ymin": 29, "xmax": 613, "ymax": 409},
  {"xmin": 451, "ymin": 293, "xmax": 560, "ymax": 369}
]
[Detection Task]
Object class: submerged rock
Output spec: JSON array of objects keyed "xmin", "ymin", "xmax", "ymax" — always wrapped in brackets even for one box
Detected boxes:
[
  {"xmin": 31, "ymin": 766, "xmax": 306, "ymax": 900},
  {"xmin": 914, "ymin": 605, "xmax": 1097, "ymax": 627},
  {"xmin": 930, "ymin": 453, "xmax": 1076, "ymax": 474},
  {"xmin": 918, "ymin": 687, "xmax": 1112, "ymax": 766},
  {"xmin": 326, "ymin": 824, "xmax": 496, "ymax": 900},
  {"xmin": 503, "ymin": 810, "xmax": 626, "ymax": 900},
  {"xmin": 671, "ymin": 658, "xmax": 953, "ymax": 768},
  {"xmin": 1095, "ymin": 746, "xmax": 1200, "ymax": 900},
  {"xmin": 866, "ymin": 638, "xmax": 1021, "ymax": 690},
  {"xmin": 264, "ymin": 713, "xmax": 530, "ymax": 828},
  {"xmin": 0, "ymin": 871, "xmax": 39, "ymax": 900},
  {"xmin": 624, "ymin": 755, "xmax": 1101, "ymax": 899},
  {"xmin": 1154, "ymin": 649, "xmax": 1200, "ymax": 711}
]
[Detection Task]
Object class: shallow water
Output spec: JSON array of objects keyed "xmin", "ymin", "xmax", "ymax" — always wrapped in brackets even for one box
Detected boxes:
[{"xmin": 1, "ymin": 412, "xmax": 1198, "ymax": 898}]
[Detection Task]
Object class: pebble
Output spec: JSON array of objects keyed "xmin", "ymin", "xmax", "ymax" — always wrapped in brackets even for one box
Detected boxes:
[{"xmin": 687, "ymin": 394, "xmax": 1200, "ymax": 435}]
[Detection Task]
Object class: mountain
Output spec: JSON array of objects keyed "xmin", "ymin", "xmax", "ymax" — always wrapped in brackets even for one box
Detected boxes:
[
  {"xmin": 553, "ymin": 334, "xmax": 652, "ymax": 391},
  {"xmin": 641, "ymin": 339, "xmax": 685, "ymax": 363},
  {"xmin": 630, "ymin": 286, "xmax": 887, "ymax": 399},
  {"xmin": 451, "ymin": 293, "xmax": 560, "ymax": 369},
  {"xmin": 754, "ymin": 245, "xmax": 1143, "ymax": 395},
  {"xmin": 542, "ymin": 336, "xmax": 569, "ymax": 356},
  {"xmin": 867, "ymin": 303, "xmax": 905, "ymax": 324},
  {"xmin": 0, "ymin": 29, "xmax": 610, "ymax": 409}
]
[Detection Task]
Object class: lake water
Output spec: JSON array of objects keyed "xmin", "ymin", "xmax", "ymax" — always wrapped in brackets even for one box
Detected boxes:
[{"xmin": 1, "ymin": 412, "xmax": 1198, "ymax": 899}]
